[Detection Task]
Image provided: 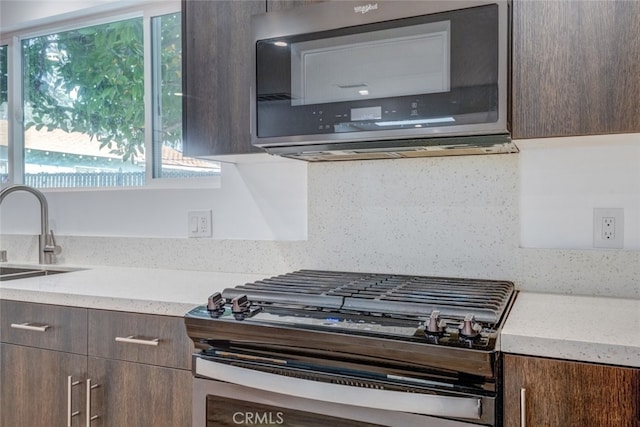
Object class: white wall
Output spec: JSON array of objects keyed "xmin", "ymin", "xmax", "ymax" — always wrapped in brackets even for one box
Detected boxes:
[
  {"xmin": 519, "ymin": 134, "xmax": 640, "ymax": 249},
  {"xmin": 0, "ymin": 156, "xmax": 308, "ymax": 240}
]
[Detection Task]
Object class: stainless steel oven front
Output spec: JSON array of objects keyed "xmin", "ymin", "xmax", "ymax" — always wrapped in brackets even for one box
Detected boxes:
[
  {"xmin": 186, "ymin": 271, "xmax": 515, "ymax": 427},
  {"xmin": 192, "ymin": 356, "xmax": 495, "ymax": 427}
]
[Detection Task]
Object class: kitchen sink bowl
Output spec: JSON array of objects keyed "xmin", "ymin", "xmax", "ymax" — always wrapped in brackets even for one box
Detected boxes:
[{"xmin": 0, "ymin": 266, "xmax": 81, "ymax": 281}]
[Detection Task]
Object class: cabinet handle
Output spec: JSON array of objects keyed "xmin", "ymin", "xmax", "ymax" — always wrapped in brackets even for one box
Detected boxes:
[
  {"xmin": 115, "ymin": 335, "xmax": 160, "ymax": 346},
  {"xmin": 11, "ymin": 322, "xmax": 50, "ymax": 332},
  {"xmin": 520, "ymin": 388, "xmax": 526, "ymax": 427},
  {"xmin": 67, "ymin": 376, "xmax": 81, "ymax": 427},
  {"xmin": 86, "ymin": 379, "xmax": 100, "ymax": 424}
]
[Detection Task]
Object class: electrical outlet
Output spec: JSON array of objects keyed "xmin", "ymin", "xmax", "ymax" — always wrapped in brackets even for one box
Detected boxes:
[
  {"xmin": 188, "ymin": 210, "xmax": 212, "ymax": 238},
  {"xmin": 601, "ymin": 217, "xmax": 615, "ymax": 240},
  {"xmin": 593, "ymin": 208, "xmax": 624, "ymax": 249}
]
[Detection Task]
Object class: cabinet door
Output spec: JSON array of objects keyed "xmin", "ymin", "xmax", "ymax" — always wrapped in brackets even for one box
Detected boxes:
[
  {"xmin": 88, "ymin": 357, "xmax": 192, "ymax": 427},
  {"xmin": 0, "ymin": 343, "xmax": 87, "ymax": 427},
  {"xmin": 512, "ymin": 0, "xmax": 640, "ymax": 139},
  {"xmin": 503, "ymin": 354, "xmax": 640, "ymax": 427},
  {"xmin": 182, "ymin": 0, "xmax": 265, "ymax": 157}
]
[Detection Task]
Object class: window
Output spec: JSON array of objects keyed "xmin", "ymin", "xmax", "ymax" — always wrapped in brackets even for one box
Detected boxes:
[
  {"xmin": 13, "ymin": 8, "xmax": 218, "ymax": 189},
  {"xmin": 151, "ymin": 12, "xmax": 213, "ymax": 180},
  {"xmin": 0, "ymin": 44, "xmax": 7, "ymax": 185}
]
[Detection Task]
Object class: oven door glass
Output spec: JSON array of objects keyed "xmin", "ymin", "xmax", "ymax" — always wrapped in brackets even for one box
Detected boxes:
[
  {"xmin": 207, "ymin": 395, "xmax": 385, "ymax": 427},
  {"xmin": 196, "ymin": 379, "xmax": 485, "ymax": 427},
  {"xmin": 193, "ymin": 358, "xmax": 493, "ymax": 427},
  {"xmin": 255, "ymin": 4, "xmax": 500, "ymax": 139}
]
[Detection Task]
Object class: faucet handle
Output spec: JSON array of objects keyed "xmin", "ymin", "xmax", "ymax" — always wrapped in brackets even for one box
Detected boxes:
[{"xmin": 44, "ymin": 230, "xmax": 62, "ymax": 255}]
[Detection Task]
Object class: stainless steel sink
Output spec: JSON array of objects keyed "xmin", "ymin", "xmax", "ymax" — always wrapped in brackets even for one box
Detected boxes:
[{"xmin": 0, "ymin": 266, "xmax": 80, "ymax": 281}]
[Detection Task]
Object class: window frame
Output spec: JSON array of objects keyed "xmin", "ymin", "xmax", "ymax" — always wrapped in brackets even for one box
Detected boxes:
[
  {"xmin": 1, "ymin": 35, "xmax": 23, "ymax": 188},
  {"xmin": 1, "ymin": 1, "xmax": 221, "ymax": 192}
]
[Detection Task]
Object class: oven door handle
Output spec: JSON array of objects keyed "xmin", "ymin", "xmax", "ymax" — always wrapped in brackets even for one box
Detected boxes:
[{"xmin": 195, "ymin": 358, "xmax": 482, "ymax": 420}]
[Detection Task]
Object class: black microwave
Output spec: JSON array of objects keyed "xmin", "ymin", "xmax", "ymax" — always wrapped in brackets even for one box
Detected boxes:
[{"xmin": 250, "ymin": 0, "xmax": 516, "ymax": 161}]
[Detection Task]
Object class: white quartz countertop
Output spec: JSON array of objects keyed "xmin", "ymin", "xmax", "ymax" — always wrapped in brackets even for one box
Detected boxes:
[
  {"xmin": 0, "ymin": 264, "xmax": 274, "ymax": 317},
  {"xmin": 501, "ymin": 292, "xmax": 640, "ymax": 368},
  {"xmin": 2, "ymin": 267, "xmax": 639, "ymax": 368}
]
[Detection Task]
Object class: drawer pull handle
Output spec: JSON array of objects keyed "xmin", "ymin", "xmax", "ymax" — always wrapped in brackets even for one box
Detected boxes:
[
  {"xmin": 115, "ymin": 335, "xmax": 160, "ymax": 346},
  {"xmin": 520, "ymin": 388, "xmax": 526, "ymax": 427},
  {"xmin": 67, "ymin": 376, "xmax": 81, "ymax": 427},
  {"xmin": 86, "ymin": 379, "xmax": 100, "ymax": 424},
  {"xmin": 11, "ymin": 322, "xmax": 50, "ymax": 332}
]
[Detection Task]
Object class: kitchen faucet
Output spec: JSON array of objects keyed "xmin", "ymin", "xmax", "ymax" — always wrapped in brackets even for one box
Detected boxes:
[{"xmin": 0, "ymin": 184, "xmax": 61, "ymax": 264}]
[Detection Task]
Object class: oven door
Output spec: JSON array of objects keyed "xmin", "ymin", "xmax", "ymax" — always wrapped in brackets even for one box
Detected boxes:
[{"xmin": 193, "ymin": 357, "xmax": 494, "ymax": 427}]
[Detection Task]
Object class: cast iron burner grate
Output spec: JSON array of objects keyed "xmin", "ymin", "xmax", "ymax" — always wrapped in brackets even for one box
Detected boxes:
[{"xmin": 221, "ymin": 270, "xmax": 514, "ymax": 324}]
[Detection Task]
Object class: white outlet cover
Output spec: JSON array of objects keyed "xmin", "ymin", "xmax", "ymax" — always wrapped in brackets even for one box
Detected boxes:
[
  {"xmin": 593, "ymin": 208, "xmax": 624, "ymax": 249},
  {"xmin": 188, "ymin": 210, "xmax": 212, "ymax": 238}
]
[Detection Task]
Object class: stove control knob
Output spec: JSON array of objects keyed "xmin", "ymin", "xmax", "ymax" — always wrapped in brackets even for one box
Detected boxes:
[
  {"xmin": 207, "ymin": 292, "xmax": 225, "ymax": 312},
  {"xmin": 459, "ymin": 314, "xmax": 483, "ymax": 338},
  {"xmin": 426, "ymin": 310, "xmax": 447, "ymax": 334},
  {"xmin": 231, "ymin": 294, "xmax": 251, "ymax": 314}
]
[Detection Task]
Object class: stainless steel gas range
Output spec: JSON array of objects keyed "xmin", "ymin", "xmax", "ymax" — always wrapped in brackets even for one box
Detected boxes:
[{"xmin": 185, "ymin": 270, "xmax": 516, "ymax": 427}]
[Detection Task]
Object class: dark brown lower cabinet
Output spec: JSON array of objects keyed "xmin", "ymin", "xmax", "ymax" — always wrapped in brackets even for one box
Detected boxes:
[
  {"xmin": 0, "ymin": 343, "xmax": 87, "ymax": 427},
  {"xmin": 0, "ymin": 301, "xmax": 192, "ymax": 427},
  {"xmin": 88, "ymin": 357, "xmax": 192, "ymax": 427},
  {"xmin": 503, "ymin": 354, "xmax": 640, "ymax": 427}
]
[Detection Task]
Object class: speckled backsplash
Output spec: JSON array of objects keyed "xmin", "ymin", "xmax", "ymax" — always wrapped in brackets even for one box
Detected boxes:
[
  {"xmin": 2, "ymin": 153, "xmax": 638, "ymax": 299},
  {"xmin": 0, "ymin": 155, "xmax": 640, "ymax": 298}
]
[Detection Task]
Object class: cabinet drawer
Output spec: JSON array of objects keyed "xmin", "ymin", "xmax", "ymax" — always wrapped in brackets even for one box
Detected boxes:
[
  {"xmin": 88, "ymin": 310, "xmax": 192, "ymax": 370},
  {"xmin": 0, "ymin": 300, "xmax": 87, "ymax": 354}
]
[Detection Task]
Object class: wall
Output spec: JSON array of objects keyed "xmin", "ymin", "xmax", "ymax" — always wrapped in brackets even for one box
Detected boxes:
[
  {"xmin": 519, "ymin": 133, "xmax": 640, "ymax": 249},
  {"xmin": 0, "ymin": 156, "xmax": 308, "ymax": 240},
  {"xmin": 2, "ymin": 136, "xmax": 639, "ymax": 299}
]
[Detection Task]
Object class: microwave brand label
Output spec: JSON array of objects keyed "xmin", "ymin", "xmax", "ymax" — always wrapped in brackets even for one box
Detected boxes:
[{"xmin": 354, "ymin": 3, "xmax": 378, "ymax": 14}]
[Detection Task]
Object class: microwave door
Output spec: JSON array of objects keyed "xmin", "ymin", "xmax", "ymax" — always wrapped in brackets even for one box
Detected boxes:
[{"xmin": 290, "ymin": 20, "xmax": 451, "ymax": 107}]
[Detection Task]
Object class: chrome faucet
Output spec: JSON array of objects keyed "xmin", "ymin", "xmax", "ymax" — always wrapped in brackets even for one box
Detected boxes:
[{"xmin": 0, "ymin": 184, "xmax": 61, "ymax": 264}]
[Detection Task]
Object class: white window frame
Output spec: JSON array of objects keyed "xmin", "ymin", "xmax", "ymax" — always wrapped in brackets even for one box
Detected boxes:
[
  {"xmin": 1, "ymin": 35, "xmax": 21, "ymax": 187},
  {"xmin": 1, "ymin": 1, "xmax": 221, "ymax": 192}
]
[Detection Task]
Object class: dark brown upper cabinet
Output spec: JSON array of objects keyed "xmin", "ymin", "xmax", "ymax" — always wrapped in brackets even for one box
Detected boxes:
[
  {"xmin": 182, "ymin": 0, "xmax": 265, "ymax": 157},
  {"xmin": 512, "ymin": 0, "xmax": 640, "ymax": 139},
  {"xmin": 182, "ymin": 0, "xmax": 325, "ymax": 157},
  {"xmin": 184, "ymin": 0, "xmax": 640, "ymax": 155}
]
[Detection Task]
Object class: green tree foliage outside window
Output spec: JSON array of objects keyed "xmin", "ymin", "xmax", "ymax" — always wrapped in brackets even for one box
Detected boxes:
[{"xmin": 23, "ymin": 16, "xmax": 183, "ymax": 164}]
